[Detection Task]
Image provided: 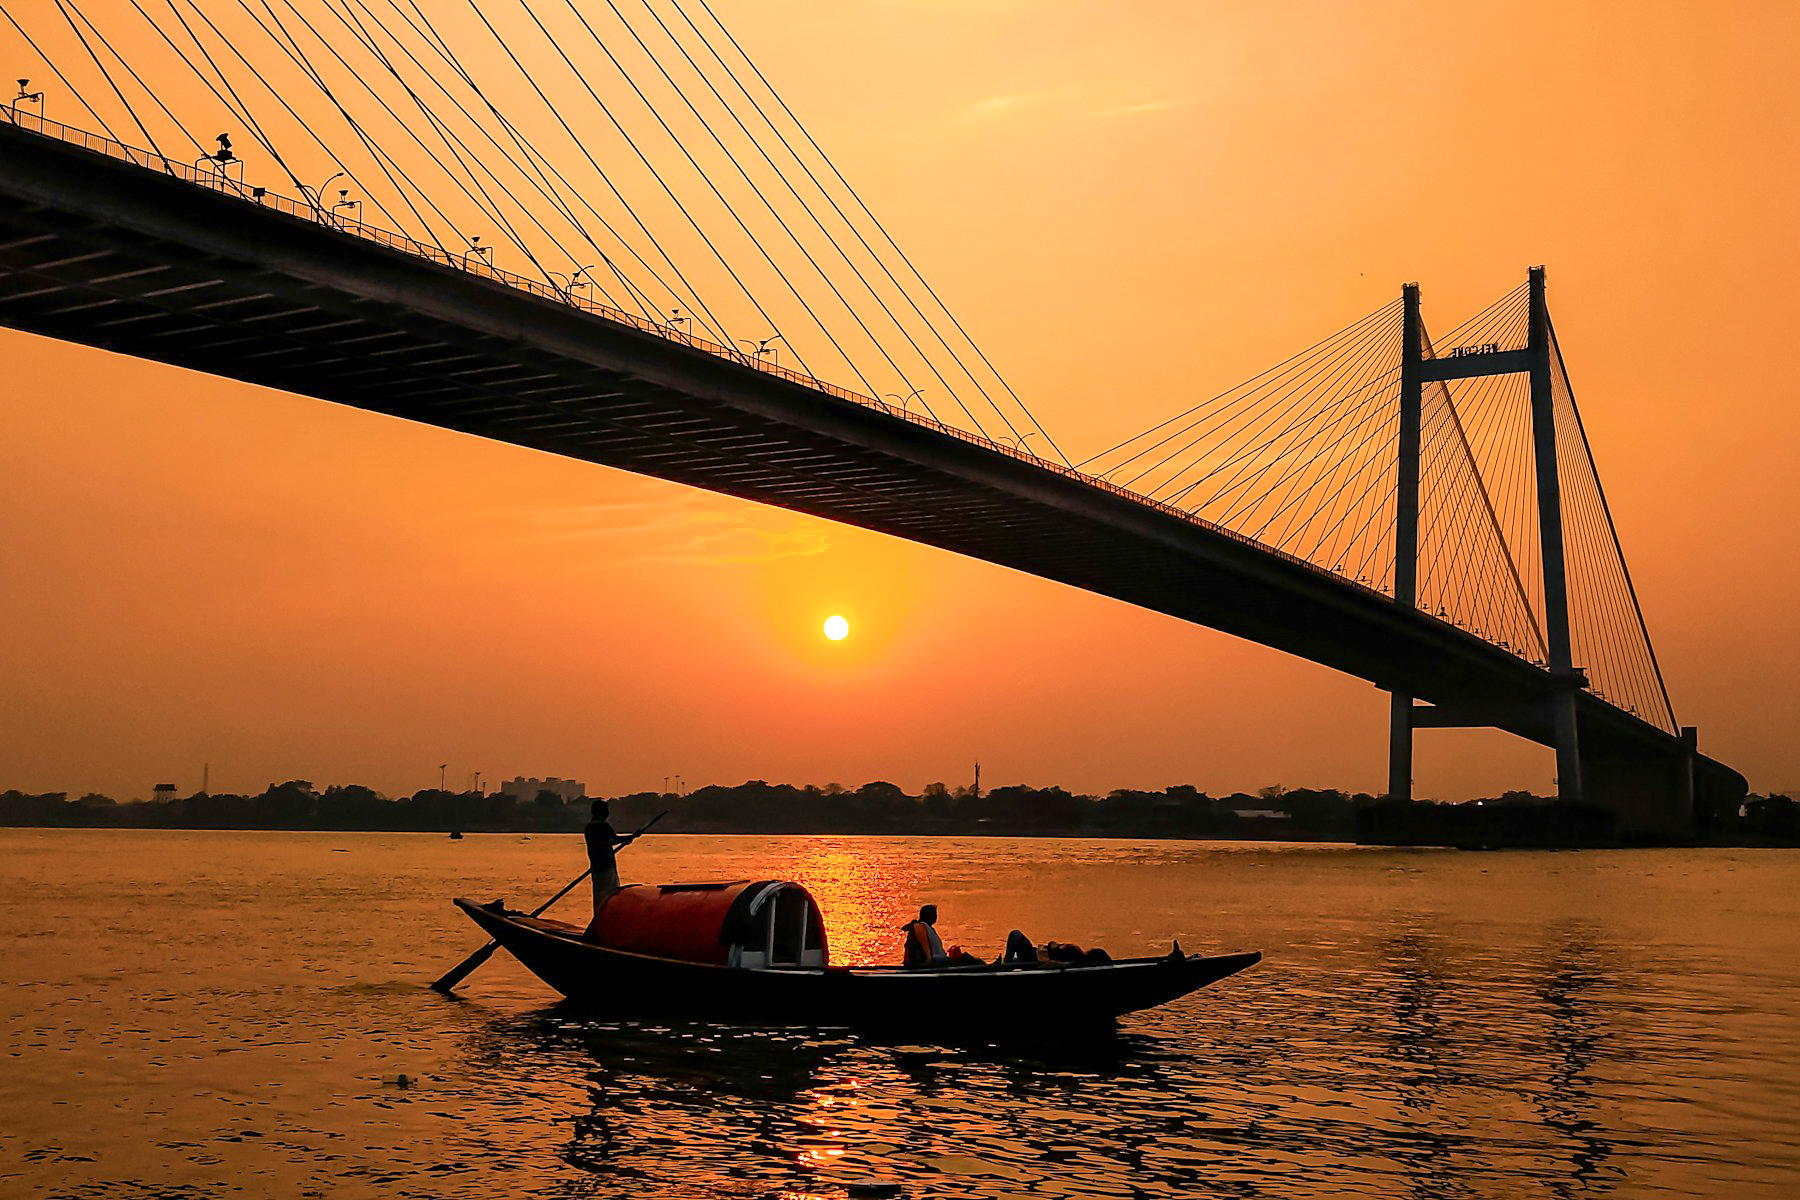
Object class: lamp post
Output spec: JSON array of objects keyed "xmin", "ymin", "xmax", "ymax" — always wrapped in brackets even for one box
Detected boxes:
[
  {"xmin": 331, "ymin": 189, "xmax": 362, "ymax": 226},
  {"xmin": 307, "ymin": 170, "xmax": 346, "ymax": 217},
  {"xmin": 561, "ymin": 264, "xmax": 611, "ymax": 309},
  {"xmin": 884, "ymin": 387, "xmax": 924, "ymax": 414},
  {"xmin": 194, "ymin": 134, "xmax": 240, "ymax": 184},
  {"xmin": 737, "ymin": 334, "xmax": 783, "ymax": 367},
  {"xmin": 548, "ymin": 270, "xmax": 585, "ymax": 302},
  {"xmin": 10, "ymin": 79, "xmax": 43, "ymax": 122},
  {"xmin": 464, "ymin": 237, "xmax": 493, "ymax": 270}
]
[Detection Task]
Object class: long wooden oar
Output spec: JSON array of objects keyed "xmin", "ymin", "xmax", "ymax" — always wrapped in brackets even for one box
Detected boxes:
[{"xmin": 430, "ymin": 811, "xmax": 667, "ymax": 993}]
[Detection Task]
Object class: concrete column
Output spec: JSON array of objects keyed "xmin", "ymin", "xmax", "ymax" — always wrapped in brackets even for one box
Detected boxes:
[
  {"xmin": 1527, "ymin": 266, "xmax": 1584, "ymax": 806},
  {"xmin": 1388, "ymin": 283, "xmax": 1423, "ymax": 803},
  {"xmin": 1388, "ymin": 692, "xmax": 1414, "ymax": 803},
  {"xmin": 1681, "ymin": 725, "xmax": 1699, "ymax": 831}
]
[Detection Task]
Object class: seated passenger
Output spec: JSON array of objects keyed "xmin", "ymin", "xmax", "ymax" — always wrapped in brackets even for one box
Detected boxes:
[
  {"xmin": 1040, "ymin": 940, "xmax": 1114, "ymax": 965},
  {"xmin": 901, "ymin": 904, "xmax": 947, "ymax": 968},
  {"xmin": 1002, "ymin": 929, "xmax": 1038, "ymax": 964}
]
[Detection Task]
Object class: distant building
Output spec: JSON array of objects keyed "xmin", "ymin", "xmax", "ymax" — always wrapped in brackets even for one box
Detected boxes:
[
  {"xmin": 499, "ymin": 776, "xmax": 587, "ymax": 805},
  {"xmin": 152, "ymin": 783, "xmax": 177, "ymax": 803}
]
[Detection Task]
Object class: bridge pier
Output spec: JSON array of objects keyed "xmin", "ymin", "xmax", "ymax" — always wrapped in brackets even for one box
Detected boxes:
[
  {"xmin": 1549, "ymin": 678, "xmax": 1585, "ymax": 808},
  {"xmin": 1583, "ymin": 744, "xmax": 1694, "ymax": 839},
  {"xmin": 1388, "ymin": 692, "xmax": 1414, "ymax": 804}
]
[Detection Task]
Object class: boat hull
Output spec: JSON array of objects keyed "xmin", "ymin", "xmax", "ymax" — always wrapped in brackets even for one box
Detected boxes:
[{"xmin": 453, "ymin": 898, "xmax": 1259, "ymax": 1030}]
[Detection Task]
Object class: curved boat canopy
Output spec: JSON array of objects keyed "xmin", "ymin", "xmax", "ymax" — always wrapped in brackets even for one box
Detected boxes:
[{"xmin": 587, "ymin": 880, "xmax": 828, "ymax": 968}]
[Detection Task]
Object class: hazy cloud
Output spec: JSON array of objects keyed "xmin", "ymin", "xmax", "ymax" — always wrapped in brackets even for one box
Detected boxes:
[
  {"xmin": 1099, "ymin": 98, "xmax": 1180, "ymax": 118},
  {"xmin": 954, "ymin": 91, "xmax": 1064, "ymax": 124},
  {"xmin": 517, "ymin": 490, "xmax": 831, "ymax": 566},
  {"xmin": 954, "ymin": 88, "xmax": 1181, "ymax": 126}
]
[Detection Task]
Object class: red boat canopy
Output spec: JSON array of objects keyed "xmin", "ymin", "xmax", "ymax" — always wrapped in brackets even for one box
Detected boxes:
[{"xmin": 585, "ymin": 880, "xmax": 829, "ymax": 968}]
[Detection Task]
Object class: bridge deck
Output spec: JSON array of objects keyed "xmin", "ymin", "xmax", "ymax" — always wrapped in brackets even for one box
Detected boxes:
[{"xmin": 0, "ymin": 120, "xmax": 1741, "ymax": 799}]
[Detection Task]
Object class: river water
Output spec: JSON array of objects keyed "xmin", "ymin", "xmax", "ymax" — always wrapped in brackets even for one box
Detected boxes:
[{"xmin": 1, "ymin": 830, "xmax": 1795, "ymax": 1198}]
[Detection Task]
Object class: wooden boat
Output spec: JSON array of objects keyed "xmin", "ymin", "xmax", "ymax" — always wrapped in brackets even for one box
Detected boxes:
[{"xmin": 452, "ymin": 880, "xmax": 1260, "ymax": 1030}]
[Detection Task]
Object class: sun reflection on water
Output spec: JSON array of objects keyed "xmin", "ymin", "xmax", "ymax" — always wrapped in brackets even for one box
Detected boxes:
[{"xmin": 755, "ymin": 838, "xmax": 930, "ymax": 965}]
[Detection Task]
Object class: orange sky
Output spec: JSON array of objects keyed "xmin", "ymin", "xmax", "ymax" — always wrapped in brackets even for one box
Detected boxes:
[{"xmin": 2, "ymin": 1, "xmax": 1796, "ymax": 801}]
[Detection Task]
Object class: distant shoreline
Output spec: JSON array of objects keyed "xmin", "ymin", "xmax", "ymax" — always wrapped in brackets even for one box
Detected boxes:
[
  {"xmin": 4, "ymin": 780, "xmax": 1794, "ymax": 848},
  {"xmin": 6, "ymin": 824, "xmax": 1796, "ymax": 851},
  {"xmin": 0, "ymin": 824, "xmax": 1355, "ymax": 843}
]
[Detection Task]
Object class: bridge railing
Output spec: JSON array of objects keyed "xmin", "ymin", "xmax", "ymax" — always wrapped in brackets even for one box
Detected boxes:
[{"xmin": 3, "ymin": 106, "xmax": 1432, "ymax": 623}]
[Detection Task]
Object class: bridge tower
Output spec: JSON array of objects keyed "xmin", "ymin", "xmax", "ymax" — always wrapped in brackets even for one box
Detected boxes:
[{"xmin": 1388, "ymin": 267, "xmax": 1587, "ymax": 809}]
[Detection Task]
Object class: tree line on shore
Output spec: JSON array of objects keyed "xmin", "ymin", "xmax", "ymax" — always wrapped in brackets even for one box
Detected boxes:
[{"xmin": 1, "ymin": 778, "xmax": 1795, "ymax": 845}]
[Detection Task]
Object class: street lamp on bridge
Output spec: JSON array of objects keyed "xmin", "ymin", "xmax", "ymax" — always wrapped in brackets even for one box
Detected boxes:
[
  {"xmin": 193, "ymin": 134, "xmax": 242, "ymax": 184},
  {"xmin": 10, "ymin": 79, "xmax": 43, "ymax": 120},
  {"xmin": 738, "ymin": 334, "xmax": 783, "ymax": 366},
  {"xmin": 884, "ymin": 387, "xmax": 924, "ymax": 413},
  {"xmin": 548, "ymin": 270, "xmax": 591, "ymax": 303},
  {"xmin": 304, "ymin": 170, "xmax": 346, "ymax": 218}
]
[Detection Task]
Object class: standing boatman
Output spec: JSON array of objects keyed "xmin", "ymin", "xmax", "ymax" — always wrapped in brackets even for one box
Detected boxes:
[{"xmin": 583, "ymin": 799, "xmax": 641, "ymax": 916}]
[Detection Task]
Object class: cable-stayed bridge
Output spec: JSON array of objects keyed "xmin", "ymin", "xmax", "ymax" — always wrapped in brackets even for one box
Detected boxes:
[{"xmin": 0, "ymin": 2, "xmax": 1743, "ymax": 835}]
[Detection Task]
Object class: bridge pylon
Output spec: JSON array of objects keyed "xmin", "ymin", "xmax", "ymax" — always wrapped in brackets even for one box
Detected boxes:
[{"xmin": 1387, "ymin": 267, "xmax": 1588, "ymax": 812}]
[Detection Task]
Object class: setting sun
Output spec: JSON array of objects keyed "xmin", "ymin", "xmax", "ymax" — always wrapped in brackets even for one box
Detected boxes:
[{"xmin": 823, "ymin": 614, "xmax": 850, "ymax": 641}]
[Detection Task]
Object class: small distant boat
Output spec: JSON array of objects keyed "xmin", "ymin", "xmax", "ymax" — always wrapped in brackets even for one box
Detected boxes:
[
  {"xmin": 449, "ymin": 830, "xmax": 464, "ymax": 840},
  {"xmin": 452, "ymin": 881, "xmax": 1260, "ymax": 1030}
]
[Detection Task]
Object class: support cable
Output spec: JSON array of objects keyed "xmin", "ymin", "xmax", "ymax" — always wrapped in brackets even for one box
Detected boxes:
[
  {"xmin": 0, "ymin": 3, "xmax": 122, "ymax": 142},
  {"xmin": 599, "ymin": 0, "xmax": 975, "ymax": 436},
  {"xmin": 1129, "ymin": 313, "xmax": 1398, "ymax": 499},
  {"xmin": 297, "ymin": 0, "xmax": 576, "ymax": 293},
  {"xmin": 659, "ymin": 0, "xmax": 1047, "ymax": 457},
  {"xmin": 387, "ymin": 0, "xmax": 705, "ymax": 328},
  {"xmin": 1265, "ymin": 362, "xmax": 1404, "ymax": 556},
  {"xmin": 1235, "ymin": 345, "xmax": 1407, "ymax": 539},
  {"xmin": 686, "ymin": 0, "xmax": 1067, "ymax": 462},
  {"xmin": 1163, "ymin": 310, "xmax": 1401, "ymax": 508},
  {"xmin": 52, "ymin": 0, "xmax": 170, "ymax": 167},
  {"xmin": 58, "ymin": 0, "xmax": 205, "ymax": 160},
  {"xmin": 634, "ymin": 0, "xmax": 1016, "ymax": 441},
  {"xmin": 152, "ymin": 0, "xmax": 341, "ymax": 210},
  {"xmin": 1195, "ymin": 318, "xmax": 1406, "ymax": 516},
  {"xmin": 1082, "ymin": 299, "xmax": 1397, "ymax": 470},
  {"xmin": 1550, "ymin": 313, "xmax": 1677, "ymax": 727},
  {"xmin": 340, "ymin": 0, "xmax": 637, "ymax": 314},
  {"xmin": 222, "ymin": 0, "xmax": 450, "ymax": 248},
  {"xmin": 509, "ymin": 0, "xmax": 845, "ymax": 383},
  {"xmin": 1432, "ymin": 368, "xmax": 1542, "ymax": 654},
  {"xmin": 460, "ymin": 0, "xmax": 748, "ymax": 352}
]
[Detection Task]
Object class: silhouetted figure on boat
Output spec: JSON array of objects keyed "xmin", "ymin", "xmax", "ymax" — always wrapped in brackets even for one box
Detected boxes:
[
  {"xmin": 584, "ymin": 799, "xmax": 641, "ymax": 916},
  {"xmin": 901, "ymin": 904, "xmax": 984, "ymax": 968},
  {"xmin": 902, "ymin": 904, "xmax": 947, "ymax": 967},
  {"xmin": 1002, "ymin": 929, "xmax": 1038, "ymax": 964}
]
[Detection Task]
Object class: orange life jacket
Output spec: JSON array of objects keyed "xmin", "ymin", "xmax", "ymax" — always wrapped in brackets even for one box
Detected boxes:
[{"xmin": 902, "ymin": 920, "xmax": 945, "ymax": 967}]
